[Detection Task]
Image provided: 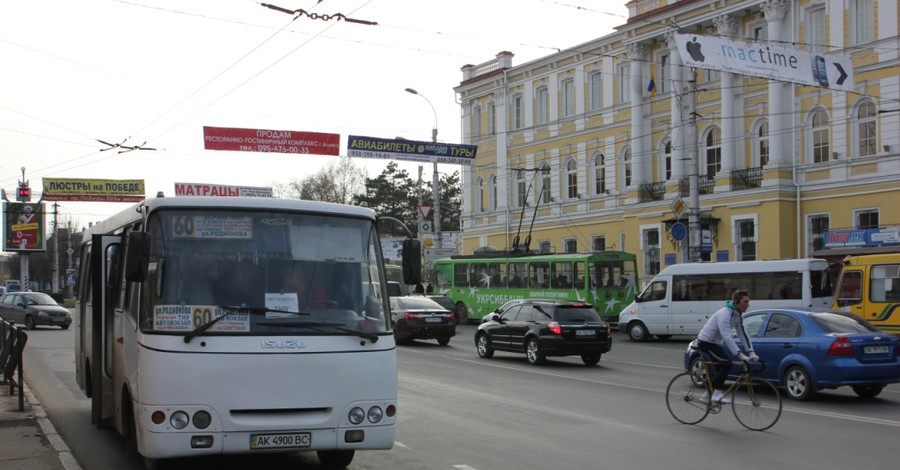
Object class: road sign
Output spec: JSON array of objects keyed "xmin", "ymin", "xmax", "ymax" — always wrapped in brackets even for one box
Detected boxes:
[
  {"xmin": 418, "ymin": 205, "xmax": 432, "ymax": 220},
  {"xmin": 671, "ymin": 222, "xmax": 687, "ymax": 242},
  {"xmin": 418, "ymin": 220, "xmax": 432, "ymax": 235},
  {"xmin": 670, "ymin": 197, "xmax": 687, "ymax": 218}
]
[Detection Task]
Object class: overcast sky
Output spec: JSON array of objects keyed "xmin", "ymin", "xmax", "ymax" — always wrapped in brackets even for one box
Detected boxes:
[{"xmin": 1, "ymin": 0, "xmax": 626, "ymax": 227}]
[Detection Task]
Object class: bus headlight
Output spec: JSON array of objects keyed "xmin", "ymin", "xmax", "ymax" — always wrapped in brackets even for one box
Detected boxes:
[
  {"xmin": 367, "ymin": 406, "xmax": 383, "ymax": 423},
  {"xmin": 170, "ymin": 411, "xmax": 190, "ymax": 429},
  {"xmin": 192, "ymin": 410, "xmax": 211, "ymax": 429},
  {"xmin": 348, "ymin": 407, "xmax": 365, "ymax": 425}
]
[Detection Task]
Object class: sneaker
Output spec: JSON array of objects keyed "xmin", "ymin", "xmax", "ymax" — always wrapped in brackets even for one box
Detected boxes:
[
  {"xmin": 712, "ymin": 390, "xmax": 731, "ymax": 404},
  {"xmin": 698, "ymin": 391, "xmax": 710, "ymax": 404}
]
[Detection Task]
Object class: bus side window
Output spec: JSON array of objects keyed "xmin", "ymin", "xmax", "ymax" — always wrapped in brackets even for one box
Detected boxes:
[{"xmin": 836, "ymin": 270, "xmax": 862, "ymax": 307}]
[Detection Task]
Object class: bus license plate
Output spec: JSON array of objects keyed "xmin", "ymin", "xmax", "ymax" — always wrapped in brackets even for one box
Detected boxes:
[
  {"xmin": 250, "ymin": 432, "xmax": 311, "ymax": 449},
  {"xmin": 864, "ymin": 346, "xmax": 888, "ymax": 354},
  {"xmin": 576, "ymin": 329, "xmax": 596, "ymax": 336}
]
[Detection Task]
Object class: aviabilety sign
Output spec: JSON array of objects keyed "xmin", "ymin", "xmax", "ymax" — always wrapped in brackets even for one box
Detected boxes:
[
  {"xmin": 347, "ymin": 135, "xmax": 477, "ymax": 165},
  {"xmin": 674, "ymin": 33, "xmax": 853, "ymax": 92}
]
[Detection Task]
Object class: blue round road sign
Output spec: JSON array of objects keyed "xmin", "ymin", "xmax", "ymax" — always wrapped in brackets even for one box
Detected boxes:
[{"xmin": 671, "ymin": 222, "xmax": 687, "ymax": 241}]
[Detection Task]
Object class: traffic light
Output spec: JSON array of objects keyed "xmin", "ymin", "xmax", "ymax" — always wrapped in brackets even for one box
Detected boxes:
[{"xmin": 16, "ymin": 184, "xmax": 31, "ymax": 202}]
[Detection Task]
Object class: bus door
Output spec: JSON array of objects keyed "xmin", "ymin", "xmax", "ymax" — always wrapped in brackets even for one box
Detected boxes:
[{"xmin": 88, "ymin": 234, "xmax": 121, "ymax": 427}]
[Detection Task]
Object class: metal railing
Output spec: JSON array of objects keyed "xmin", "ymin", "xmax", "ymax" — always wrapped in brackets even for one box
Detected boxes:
[
  {"xmin": 639, "ymin": 181, "xmax": 666, "ymax": 202},
  {"xmin": 0, "ymin": 320, "xmax": 28, "ymax": 411},
  {"xmin": 678, "ymin": 177, "xmax": 716, "ymax": 196},
  {"xmin": 730, "ymin": 167, "xmax": 763, "ymax": 190}
]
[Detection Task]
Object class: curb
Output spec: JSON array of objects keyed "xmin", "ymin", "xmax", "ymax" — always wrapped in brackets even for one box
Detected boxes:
[{"xmin": 24, "ymin": 383, "xmax": 83, "ymax": 470}]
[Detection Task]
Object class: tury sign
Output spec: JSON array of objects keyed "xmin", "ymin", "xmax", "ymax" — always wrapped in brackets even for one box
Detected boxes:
[{"xmin": 675, "ymin": 33, "xmax": 853, "ymax": 92}]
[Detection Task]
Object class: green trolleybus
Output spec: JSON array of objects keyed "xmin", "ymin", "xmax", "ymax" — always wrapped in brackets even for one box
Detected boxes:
[{"xmin": 434, "ymin": 251, "xmax": 639, "ymax": 324}]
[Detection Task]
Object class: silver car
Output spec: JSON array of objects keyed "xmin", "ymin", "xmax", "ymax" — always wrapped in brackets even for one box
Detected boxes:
[{"xmin": 0, "ymin": 292, "xmax": 72, "ymax": 329}]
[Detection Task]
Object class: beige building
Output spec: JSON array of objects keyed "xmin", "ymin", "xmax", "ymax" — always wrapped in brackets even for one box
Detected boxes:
[{"xmin": 454, "ymin": 0, "xmax": 900, "ymax": 285}]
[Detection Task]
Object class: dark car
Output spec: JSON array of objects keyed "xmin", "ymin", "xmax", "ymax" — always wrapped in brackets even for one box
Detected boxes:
[
  {"xmin": 389, "ymin": 296, "xmax": 456, "ymax": 345},
  {"xmin": 0, "ymin": 292, "xmax": 73, "ymax": 329},
  {"xmin": 425, "ymin": 295, "xmax": 459, "ymax": 322},
  {"xmin": 684, "ymin": 307, "xmax": 900, "ymax": 400},
  {"xmin": 475, "ymin": 299, "xmax": 612, "ymax": 366}
]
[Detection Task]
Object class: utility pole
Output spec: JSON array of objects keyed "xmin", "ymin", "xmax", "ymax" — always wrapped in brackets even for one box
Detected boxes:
[
  {"xmin": 52, "ymin": 203, "xmax": 59, "ymax": 293},
  {"xmin": 687, "ymin": 69, "xmax": 702, "ymax": 263}
]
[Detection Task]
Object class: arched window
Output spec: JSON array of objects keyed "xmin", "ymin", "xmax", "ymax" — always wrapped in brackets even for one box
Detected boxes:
[
  {"xmin": 857, "ymin": 99, "xmax": 877, "ymax": 157},
  {"xmin": 755, "ymin": 120, "xmax": 769, "ymax": 167},
  {"xmin": 475, "ymin": 177, "xmax": 484, "ymax": 213},
  {"xmin": 621, "ymin": 147, "xmax": 632, "ymax": 190},
  {"xmin": 594, "ymin": 153, "xmax": 606, "ymax": 196},
  {"xmin": 540, "ymin": 162, "xmax": 552, "ymax": 204},
  {"xmin": 811, "ymin": 108, "xmax": 830, "ymax": 163},
  {"xmin": 488, "ymin": 174, "xmax": 497, "ymax": 211},
  {"xmin": 566, "ymin": 159, "xmax": 578, "ymax": 199},
  {"xmin": 516, "ymin": 168, "xmax": 526, "ymax": 207},
  {"xmin": 659, "ymin": 138, "xmax": 672, "ymax": 181},
  {"xmin": 703, "ymin": 126, "xmax": 721, "ymax": 178}
]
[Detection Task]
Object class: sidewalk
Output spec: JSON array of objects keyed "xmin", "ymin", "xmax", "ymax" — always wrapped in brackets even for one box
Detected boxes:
[{"xmin": 0, "ymin": 381, "xmax": 81, "ymax": 470}]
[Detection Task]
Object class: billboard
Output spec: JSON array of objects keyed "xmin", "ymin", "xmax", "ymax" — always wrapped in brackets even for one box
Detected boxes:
[
  {"xmin": 174, "ymin": 182, "xmax": 273, "ymax": 198},
  {"xmin": 203, "ymin": 126, "xmax": 340, "ymax": 155},
  {"xmin": 347, "ymin": 135, "xmax": 477, "ymax": 165},
  {"xmin": 3, "ymin": 202, "xmax": 46, "ymax": 252},
  {"xmin": 674, "ymin": 33, "xmax": 853, "ymax": 91},
  {"xmin": 42, "ymin": 178, "xmax": 145, "ymax": 202}
]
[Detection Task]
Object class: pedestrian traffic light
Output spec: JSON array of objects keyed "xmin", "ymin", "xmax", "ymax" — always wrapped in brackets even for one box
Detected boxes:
[{"xmin": 16, "ymin": 184, "xmax": 31, "ymax": 202}]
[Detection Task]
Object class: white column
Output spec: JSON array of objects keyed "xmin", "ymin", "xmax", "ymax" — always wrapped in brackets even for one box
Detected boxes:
[
  {"xmin": 715, "ymin": 14, "xmax": 739, "ymax": 173},
  {"xmin": 666, "ymin": 31, "xmax": 685, "ymax": 181},
  {"xmin": 763, "ymin": 0, "xmax": 790, "ymax": 166},
  {"xmin": 628, "ymin": 42, "xmax": 646, "ymax": 187},
  {"xmin": 495, "ymin": 89, "xmax": 509, "ymax": 210}
]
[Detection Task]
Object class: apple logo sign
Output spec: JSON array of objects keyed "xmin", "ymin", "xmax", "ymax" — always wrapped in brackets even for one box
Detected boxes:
[{"xmin": 686, "ymin": 37, "xmax": 705, "ymax": 62}]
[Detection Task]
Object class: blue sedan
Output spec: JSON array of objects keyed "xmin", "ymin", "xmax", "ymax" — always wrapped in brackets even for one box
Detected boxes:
[{"xmin": 684, "ymin": 308, "xmax": 900, "ymax": 400}]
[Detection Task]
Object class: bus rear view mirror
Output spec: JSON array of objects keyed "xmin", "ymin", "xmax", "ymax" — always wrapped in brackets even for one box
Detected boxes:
[
  {"xmin": 125, "ymin": 231, "xmax": 151, "ymax": 283},
  {"xmin": 402, "ymin": 238, "xmax": 422, "ymax": 285}
]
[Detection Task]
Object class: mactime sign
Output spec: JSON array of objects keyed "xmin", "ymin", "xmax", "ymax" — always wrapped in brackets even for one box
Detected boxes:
[{"xmin": 675, "ymin": 33, "xmax": 853, "ymax": 92}]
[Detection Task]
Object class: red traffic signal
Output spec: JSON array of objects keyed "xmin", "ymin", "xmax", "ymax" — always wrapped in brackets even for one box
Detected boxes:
[{"xmin": 16, "ymin": 185, "xmax": 31, "ymax": 202}]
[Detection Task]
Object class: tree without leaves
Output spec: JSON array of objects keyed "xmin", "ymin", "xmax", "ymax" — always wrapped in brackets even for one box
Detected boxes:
[{"xmin": 281, "ymin": 155, "xmax": 367, "ymax": 204}]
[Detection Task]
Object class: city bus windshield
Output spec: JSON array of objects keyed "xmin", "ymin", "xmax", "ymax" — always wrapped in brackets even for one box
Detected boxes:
[{"xmin": 139, "ymin": 209, "xmax": 389, "ymax": 336}]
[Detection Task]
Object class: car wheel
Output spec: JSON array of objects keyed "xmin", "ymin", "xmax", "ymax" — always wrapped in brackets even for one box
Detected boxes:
[
  {"xmin": 852, "ymin": 384, "xmax": 885, "ymax": 399},
  {"xmin": 476, "ymin": 333, "xmax": 494, "ymax": 358},
  {"xmin": 455, "ymin": 302, "xmax": 469, "ymax": 325},
  {"xmin": 60, "ymin": 323, "xmax": 70, "ymax": 330},
  {"xmin": 689, "ymin": 356, "xmax": 706, "ymax": 387},
  {"xmin": 626, "ymin": 321, "xmax": 649, "ymax": 342},
  {"xmin": 437, "ymin": 337, "xmax": 451, "ymax": 346},
  {"xmin": 581, "ymin": 353, "xmax": 601, "ymax": 366},
  {"xmin": 783, "ymin": 365, "xmax": 815, "ymax": 401},
  {"xmin": 525, "ymin": 338, "xmax": 545, "ymax": 365},
  {"xmin": 24, "ymin": 315, "xmax": 37, "ymax": 330}
]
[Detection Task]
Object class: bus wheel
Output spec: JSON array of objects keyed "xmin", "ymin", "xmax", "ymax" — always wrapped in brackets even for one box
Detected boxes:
[
  {"xmin": 318, "ymin": 450, "xmax": 355, "ymax": 468},
  {"xmin": 455, "ymin": 302, "xmax": 469, "ymax": 325},
  {"xmin": 627, "ymin": 322, "xmax": 649, "ymax": 342},
  {"xmin": 124, "ymin": 394, "xmax": 138, "ymax": 456}
]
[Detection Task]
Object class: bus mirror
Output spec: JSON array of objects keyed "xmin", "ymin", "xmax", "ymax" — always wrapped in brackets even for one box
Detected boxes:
[
  {"xmin": 401, "ymin": 238, "xmax": 422, "ymax": 285},
  {"xmin": 125, "ymin": 231, "xmax": 151, "ymax": 283}
]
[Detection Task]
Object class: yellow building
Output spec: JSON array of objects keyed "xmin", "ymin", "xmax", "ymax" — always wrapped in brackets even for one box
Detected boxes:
[{"xmin": 454, "ymin": 0, "xmax": 900, "ymax": 285}]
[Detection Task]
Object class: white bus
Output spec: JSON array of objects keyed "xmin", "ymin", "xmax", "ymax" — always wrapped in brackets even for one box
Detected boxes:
[
  {"xmin": 618, "ymin": 259, "xmax": 834, "ymax": 342},
  {"xmin": 75, "ymin": 196, "xmax": 418, "ymax": 468}
]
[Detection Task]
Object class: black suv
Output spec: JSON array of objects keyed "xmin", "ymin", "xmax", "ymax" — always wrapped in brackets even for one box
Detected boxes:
[{"xmin": 475, "ymin": 299, "xmax": 611, "ymax": 366}]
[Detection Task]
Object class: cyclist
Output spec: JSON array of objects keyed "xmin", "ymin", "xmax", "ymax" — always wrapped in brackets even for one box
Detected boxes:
[{"xmin": 696, "ymin": 289, "xmax": 759, "ymax": 404}]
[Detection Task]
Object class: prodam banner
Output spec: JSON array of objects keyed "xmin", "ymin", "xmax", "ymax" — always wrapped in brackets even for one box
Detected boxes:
[{"xmin": 674, "ymin": 33, "xmax": 853, "ymax": 92}]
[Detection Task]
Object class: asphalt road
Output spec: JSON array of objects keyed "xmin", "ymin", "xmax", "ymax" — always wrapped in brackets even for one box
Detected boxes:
[{"xmin": 22, "ymin": 324, "xmax": 900, "ymax": 470}]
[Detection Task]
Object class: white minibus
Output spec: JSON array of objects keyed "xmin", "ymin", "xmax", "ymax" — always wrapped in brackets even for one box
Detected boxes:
[{"xmin": 618, "ymin": 259, "xmax": 834, "ymax": 341}]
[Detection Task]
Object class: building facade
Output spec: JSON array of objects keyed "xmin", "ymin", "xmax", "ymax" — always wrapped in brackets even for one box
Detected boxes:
[{"xmin": 454, "ymin": 0, "xmax": 900, "ymax": 285}]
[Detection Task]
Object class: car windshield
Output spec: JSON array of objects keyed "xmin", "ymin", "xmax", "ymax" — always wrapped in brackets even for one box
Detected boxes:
[
  {"xmin": 811, "ymin": 312, "xmax": 879, "ymax": 333},
  {"xmin": 25, "ymin": 293, "xmax": 58, "ymax": 305},
  {"xmin": 553, "ymin": 306, "xmax": 602, "ymax": 323}
]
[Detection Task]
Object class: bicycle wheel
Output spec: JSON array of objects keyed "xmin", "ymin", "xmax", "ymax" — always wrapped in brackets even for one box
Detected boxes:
[
  {"xmin": 666, "ymin": 373, "xmax": 710, "ymax": 425},
  {"xmin": 732, "ymin": 377, "xmax": 782, "ymax": 431}
]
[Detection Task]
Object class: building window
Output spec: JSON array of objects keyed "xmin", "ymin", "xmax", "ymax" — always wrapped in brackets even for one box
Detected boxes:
[
  {"xmin": 661, "ymin": 139, "xmax": 672, "ymax": 181},
  {"xmin": 811, "ymin": 109, "xmax": 830, "ymax": 163},
  {"xmin": 853, "ymin": 0, "xmax": 874, "ymax": 45},
  {"xmin": 489, "ymin": 174, "xmax": 497, "ymax": 211},
  {"xmin": 538, "ymin": 241, "xmax": 551, "ymax": 254},
  {"xmin": 658, "ymin": 54, "xmax": 669, "ymax": 93},
  {"xmin": 563, "ymin": 79, "xmax": 575, "ymax": 117},
  {"xmin": 736, "ymin": 219, "xmax": 757, "ymax": 261},
  {"xmin": 564, "ymin": 239, "xmax": 577, "ymax": 253},
  {"xmin": 592, "ymin": 236, "xmax": 606, "ymax": 252},
  {"xmin": 513, "ymin": 94, "xmax": 523, "ymax": 130},
  {"xmin": 807, "ymin": 7, "xmax": 826, "ymax": 54},
  {"xmin": 475, "ymin": 177, "xmax": 484, "ymax": 213},
  {"xmin": 704, "ymin": 126, "xmax": 722, "ymax": 178},
  {"xmin": 537, "ymin": 87, "xmax": 549, "ymax": 124},
  {"xmin": 618, "ymin": 64, "xmax": 630, "ymax": 104},
  {"xmin": 856, "ymin": 209, "xmax": 879, "ymax": 229},
  {"xmin": 756, "ymin": 120, "xmax": 770, "ymax": 167},
  {"xmin": 487, "ymin": 102, "xmax": 496, "ymax": 135},
  {"xmin": 643, "ymin": 228, "xmax": 661, "ymax": 277},
  {"xmin": 594, "ymin": 153, "xmax": 607, "ymax": 195},
  {"xmin": 472, "ymin": 105, "xmax": 482, "ymax": 138},
  {"xmin": 623, "ymin": 147, "xmax": 632, "ymax": 188},
  {"xmin": 516, "ymin": 169, "xmax": 526, "ymax": 207},
  {"xmin": 590, "ymin": 72, "xmax": 602, "ymax": 110},
  {"xmin": 540, "ymin": 163, "xmax": 551, "ymax": 204},
  {"xmin": 566, "ymin": 159, "xmax": 578, "ymax": 199},
  {"xmin": 809, "ymin": 214, "xmax": 829, "ymax": 254},
  {"xmin": 857, "ymin": 100, "xmax": 877, "ymax": 157},
  {"xmin": 703, "ymin": 68, "xmax": 720, "ymax": 83},
  {"xmin": 753, "ymin": 24, "xmax": 768, "ymax": 41}
]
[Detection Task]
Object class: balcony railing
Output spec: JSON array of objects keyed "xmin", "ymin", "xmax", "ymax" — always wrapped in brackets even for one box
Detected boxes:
[
  {"xmin": 678, "ymin": 177, "xmax": 715, "ymax": 197},
  {"xmin": 639, "ymin": 181, "xmax": 666, "ymax": 202},
  {"xmin": 730, "ymin": 167, "xmax": 763, "ymax": 190}
]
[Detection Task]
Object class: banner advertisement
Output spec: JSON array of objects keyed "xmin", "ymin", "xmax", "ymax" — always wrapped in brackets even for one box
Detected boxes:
[
  {"xmin": 347, "ymin": 135, "xmax": 477, "ymax": 165},
  {"xmin": 203, "ymin": 126, "xmax": 341, "ymax": 155},
  {"xmin": 3, "ymin": 202, "xmax": 47, "ymax": 252},
  {"xmin": 42, "ymin": 178, "xmax": 145, "ymax": 202},
  {"xmin": 174, "ymin": 182, "xmax": 274, "ymax": 198}
]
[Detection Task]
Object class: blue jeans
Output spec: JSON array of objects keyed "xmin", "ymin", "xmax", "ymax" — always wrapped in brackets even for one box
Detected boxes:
[{"xmin": 698, "ymin": 341, "xmax": 731, "ymax": 390}]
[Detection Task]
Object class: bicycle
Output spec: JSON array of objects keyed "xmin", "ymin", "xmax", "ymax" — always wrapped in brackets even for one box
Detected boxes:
[{"xmin": 666, "ymin": 353, "xmax": 782, "ymax": 431}]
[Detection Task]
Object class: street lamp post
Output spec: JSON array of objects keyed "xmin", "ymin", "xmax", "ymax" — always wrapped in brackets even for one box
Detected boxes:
[{"xmin": 404, "ymin": 87, "xmax": 442, "ymax": 250}]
